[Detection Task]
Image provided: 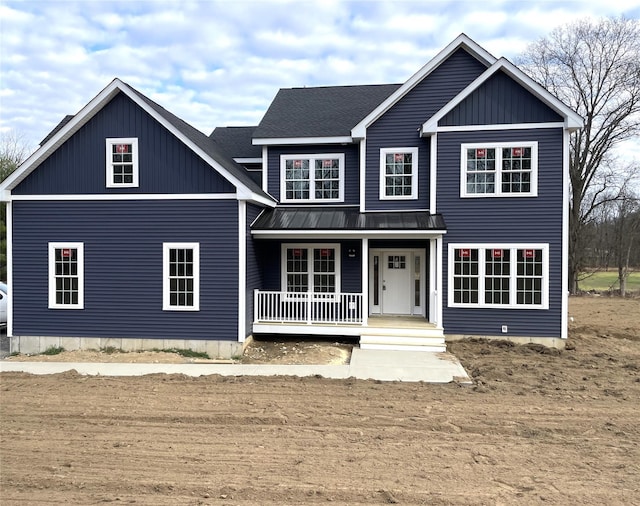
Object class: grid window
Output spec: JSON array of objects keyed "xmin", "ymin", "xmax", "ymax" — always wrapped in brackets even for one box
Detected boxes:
[
  {"xmin": 282, "ymin": 155, "xmax": 344, "ymax": 202},
  {"xmin": 449, "ymin": 245, "xmax": 547, "ymax": 309},
  {"xmin": 453, "ymin": 248, "xmax": 479, "ymax": 304},
  {"xmin": 380, "ymin": 148, "xmax": 418, "ymax": 199},
  {"xmin": 282, "ymin": 245, "xmax": 340, "ymax": 294},
  {"xmin": 163, "ymin": 243, "xmax": 199, "ymax": 311},
  {"xmin": 106, "ymin": 138, "xmax": 138, "ymax": 187},
  {"xmin": 517, "ymin": 249, "xmax": 543, "ymax": 305},
  {"xmin": 49, "ymin": 243, "xmax": 83, "ymax": 309},
  {"xmin": 485, "ymin": 249, "xmax": 510, "ymax": 304},
  {"xmin": 462, "ymin": 143, "xmax": 537, "ymax": 197}
]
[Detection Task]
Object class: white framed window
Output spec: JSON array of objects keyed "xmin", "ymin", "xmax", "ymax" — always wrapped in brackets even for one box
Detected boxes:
[
  {"xmin": 106, "ymin": 138, "xmax": 139, "ymax": 188},
  {"xmin": 461, "ymin": 142, "xmax": 538, "ymax": 197},
  {"xmin": 163, "ymin": 243, "xmax": 200, "ymax": 311},
  {"xmin": 280, "ymin": 154, "xmax": 344, "ymax": 203},
  {"xmin": 379, "ymin": 147, "xmax": 419, "ymax": 200},
  {"xmin": 281, "ymin": 244, "xmax": 341, "ymax": 294},
  {"xmin": 48, "ymin": 242, "xmax": 84, "ymax": 309},
  {"xmin": 448, "ymin": 243, "xmax": 548, "ymax": 309}
]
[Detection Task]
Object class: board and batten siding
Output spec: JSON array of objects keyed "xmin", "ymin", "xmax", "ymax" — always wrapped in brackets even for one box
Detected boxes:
[
  {"xmin": 13, "ymin": 92, "xmax": 235, "ymax": 195},
  {"xmin": 266, "ymin": 144, "xmax": 360, "ymax": 204},
  {"xmin": 11, "ymin": 199, "xmax": 240, "ymax": 341},
  {"xmin": 437, "ymin": 128, "xmax": 564, "ymax": 337},
  {"xmin": 365, "ymin": 48, "xmax": 489, "ymax": 211}
]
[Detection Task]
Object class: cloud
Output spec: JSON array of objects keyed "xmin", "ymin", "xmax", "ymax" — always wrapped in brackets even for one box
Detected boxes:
[{"xmin": 1, "ymin": 0, "xmax": 638, "ymax": 154}]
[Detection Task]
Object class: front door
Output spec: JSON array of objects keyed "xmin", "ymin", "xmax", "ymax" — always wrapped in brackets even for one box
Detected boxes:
[{"xmin": 382, "ymin": 252, "xmax": 412, "ymax": 314}]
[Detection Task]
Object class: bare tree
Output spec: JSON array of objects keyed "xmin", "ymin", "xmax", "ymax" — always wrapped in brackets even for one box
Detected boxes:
[{"xmin": 517, "ymin": 17, "xmax": 640, "ymax": 293}]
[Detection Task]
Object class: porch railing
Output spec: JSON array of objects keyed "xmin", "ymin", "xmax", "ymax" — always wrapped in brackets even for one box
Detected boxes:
[{"xmin": 254, "ymin": 290, "xmax": 363, "ymax": 325}]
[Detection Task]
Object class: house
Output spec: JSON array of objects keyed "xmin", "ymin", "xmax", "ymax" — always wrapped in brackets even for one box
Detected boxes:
[{"xmin": 0, "ymin": 34, "xmax": 582, "ymax": 357}]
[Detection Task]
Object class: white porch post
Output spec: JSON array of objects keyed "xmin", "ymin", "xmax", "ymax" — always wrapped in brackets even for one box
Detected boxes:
[
  {"xmin": 436, "ymin": 235, "xmax": 444, "ymax": 330},
  {"xmin": 429, "ymin": 238, "xmax": 436, "ymax": 324},
  {"xmin": 362, "ymin": 238, "xmax": 368, "ymax": 326}
]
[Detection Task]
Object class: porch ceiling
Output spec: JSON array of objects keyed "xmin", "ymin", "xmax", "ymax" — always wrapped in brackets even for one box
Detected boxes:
[{"xmin": 251, "ymin": 207, "xmax": 446, "ymax": 236}]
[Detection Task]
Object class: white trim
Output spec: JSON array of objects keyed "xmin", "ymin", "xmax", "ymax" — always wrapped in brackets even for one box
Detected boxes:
[
  {"xmin": 447, "ymin": 243, "xmax": 549, "ymax": 310},
  {"xmin": 9, "ymin": 193, "xmax": 237, "ymax": 201},
  {"xmin": 238, "ymin": 201, "xmax": 247, "ymax": 342},
  {"xmin": 253, "ymin": 136, "xmax": 352, "ymax": 146},
  {"xmin": 379, "ymin": 147, "xmax": 419, "ymax": 200},
  {"xmin": 352, "ymin": 34, "xmax": 497, "ymax": 139},
  {"xmin": 437, "ymin": 122, "xmax": 566, "ymax": 133},
  {"xmin": 421, "ymin": 58, "xmax": 583, "ymax": 136},
  {"xmin": 436, "ymin": 236, "xmax": 443, "ymax": 328},
  {"xmin": 280, "ymin": 153, "xmax": 345, "ymax": 203},
  {"xmin": 460, "ymin": 142, "xmax": 538, "ymax": 198},
  {"xmin": 252, "ymin": 230, "xmax": 446, "ymax": 239},
  {"xmin": 105, "ymin": 137, "xmax": 139, "ymax": 188},
  {"xmin": 561, "ymin": 130, "xmax": 570, "ymax": 339},
  {"xmin": 361, "ymin": 238, "xmax": 368, "ymax": 326},
  {"xmin": 162, "ymin": 242, "xmax": 200, "ymax": 311},
  {"xmin": 6, "ymin": 202, "xmax": 13, "ymax": 336},
  {"xmin": 280, "ymin": 243, "xmax": 341, "ymax": 294},
  {"xmin": 48, "ymin": 242, "xmax": 84, "ymax": 310},
  {"xmin": 359, "ymin": 139, "xmax": 366, "ymax": 212},
  {"xmin": 429, "ymin": 134, "xmax": 437, "ymax": 214},
  {"xmin": 233, "ymin": 158, "xmax": 262, "ymax": 164},
  {"xmin": 261, "ymin": 146, "xmax": 269, "ymax": 193}
]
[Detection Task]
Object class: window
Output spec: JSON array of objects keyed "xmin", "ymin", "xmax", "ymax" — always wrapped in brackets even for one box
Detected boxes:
[
  {"xmin": 380, "ymin": 147, "xmax": 418, "ymax": 200},
  {"xmin": 448, "ymin": 244, "xmax": 548, "ymax": 309},
  {"xmin": 106, "ymin": 138, "xmax": 139, "ymax": 188},
  {"xmin": 461, "ymin": 142, "xmax": 537, "ymax": 197},
  {"xmin": 163, "ymin": 243, "xmax": 200, "ymax": 311},
  {"xmin": 280, "ymin": 154, "xmax": 344, "ymax": 202},
  {"xmin": 48, "ymin": 243, "xmax": 84, "ymax": 309},
  {"xmin": 282, "ymin": 244, "xmax": 340, "ymax": 293}
]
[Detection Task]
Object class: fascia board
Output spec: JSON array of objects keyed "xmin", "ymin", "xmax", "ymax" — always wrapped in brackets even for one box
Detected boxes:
[
  {"xmin": 421, "ymin": 58, "xmax": 584, "ymax": 135},
  {"xmin": 0, "ymin": 79, "xmax": 123, "ymax": 192},
  {"xmin": 252, "ymin": 136, "xmax": 353, "ymax": 146},
  {"xmin": 351, "ymin": 33, "xmax": 497, "ymax": 139}
]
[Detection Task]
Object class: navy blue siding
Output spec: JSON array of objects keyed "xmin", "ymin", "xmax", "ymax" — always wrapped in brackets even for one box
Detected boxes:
[
  {"xmin": 246, "ymin": 204, "xmax": 265, "ymax": 336},
  {"xmin": 14, "ymin": 93, "xmax": 235, "ymax": 195},
  {"xmin": 267, "ymin": 144, "xmax": 359, "ymax": 204},
  {"xmin": 258, "ymin": 239, "xmax": 362, "ymax": 293},
  {"xmin": 12, "ymin": 200, "xmax": 240, "ymax": 340},
  {"xmin": 440, "ymin": 71, "xmax": 564, "ymax": 126},
  {"xmin": 438, "ymin": 128, "xmax": 564, "ymax": 337},
  {"xmin": 365, "ymin": 49, "xmax": 488, "ymax": 211}
]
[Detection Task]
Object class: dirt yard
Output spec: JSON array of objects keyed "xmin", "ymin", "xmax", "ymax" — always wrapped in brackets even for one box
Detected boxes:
[{"xmin": 1, "ymin": 296, "xmax": 638, "ymax": 505}]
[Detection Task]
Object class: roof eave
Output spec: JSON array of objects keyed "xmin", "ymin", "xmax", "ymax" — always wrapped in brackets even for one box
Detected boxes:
[{"xmin": 252, "ymin": 136, "xmax": 353, "ymax": 146}]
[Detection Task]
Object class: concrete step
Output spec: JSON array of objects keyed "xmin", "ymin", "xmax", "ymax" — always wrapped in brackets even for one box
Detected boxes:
[{"xmin": 359, "ymin": 334, "xmax": 446, "ymax": 352}]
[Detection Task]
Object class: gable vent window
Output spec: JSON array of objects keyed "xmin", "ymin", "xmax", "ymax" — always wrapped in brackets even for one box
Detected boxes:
[{"xmin": 106, "ymin": 138, "xmax": 139, "ymax": 188}]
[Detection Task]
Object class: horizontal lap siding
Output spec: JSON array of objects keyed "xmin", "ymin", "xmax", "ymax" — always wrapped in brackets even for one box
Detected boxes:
[
  {"xmin": 365, "ymin": 49, "xmax": 488, "ymax": 211},
  {"xmin": 267, "ymin": 145, "xmax": 360, "ymax": 204},
  {"xmin": 438, "ymin": 128, "xmax": 564, "ymax": 337},
  {"xmin": 12, "ymin": 200, "xmax": 239, "ymax": 341},
  {"xmin": 14, "ymin": 93, "xmax": 235, "ymax": 195}
]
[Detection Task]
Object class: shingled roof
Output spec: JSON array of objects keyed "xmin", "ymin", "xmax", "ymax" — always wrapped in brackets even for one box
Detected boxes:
[
  {"xmin": 252, "ymin": 84, "xmax": 401, "ymax": 140},
  {"xmin": 210, "ymin": 126, "xmax": 262, "ymax": 159}
]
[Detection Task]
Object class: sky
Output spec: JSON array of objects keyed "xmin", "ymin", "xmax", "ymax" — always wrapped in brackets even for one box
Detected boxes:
[{"xmin": 1, "ymin": 0, "xmax": 639, "ymax": 155}]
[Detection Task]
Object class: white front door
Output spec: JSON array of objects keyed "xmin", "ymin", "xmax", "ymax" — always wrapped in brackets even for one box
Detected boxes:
[{"xmin": 382, "ymin": 252, "xmax": 412, "ymax": 314}]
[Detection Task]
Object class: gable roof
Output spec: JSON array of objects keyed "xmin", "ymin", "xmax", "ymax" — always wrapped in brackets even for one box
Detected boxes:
[
  {"xmin": 210, "ymin": 126, "xmax": 262, "ymax": 160},
  {"xmin": 0, "ymin": 79, "xmax": 275, "ymax": 206},
  {"xmin": 420, "ymin": 57, "xmax": 584, "ymax": 135},
  {"xmin": 350, "ymin": 33, "xmax": 497, "ymax": 139},
  {"xmin": 252, "ymin": 84, "xmax": 400, "ymax": 144}
]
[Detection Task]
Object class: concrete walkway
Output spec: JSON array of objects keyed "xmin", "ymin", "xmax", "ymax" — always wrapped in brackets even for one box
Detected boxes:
[{"xmin": 0, "ymin": 348, "xmax": 471, "ymax": 383}]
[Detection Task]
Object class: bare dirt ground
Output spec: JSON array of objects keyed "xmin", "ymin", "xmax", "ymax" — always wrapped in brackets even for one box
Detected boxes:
[{"xmin": 1, "ymin": 296, "xmax": 639, "ymax": 505}]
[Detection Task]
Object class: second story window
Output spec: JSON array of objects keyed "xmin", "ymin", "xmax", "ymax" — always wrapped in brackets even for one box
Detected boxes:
[
  {"xmin": 380, "ymin": 147, "xmax": 419, "ymax": 200},
  {"xmin": 461, "ymin": 142, "xmax": 537, "ymax": 197},
  {"xmin": 106, "ymin": 138, "xmax": 139, "ymax": 188},
  {"xmin": 280, "ymin": 154, "xmax": 344, "ymax": 203}
]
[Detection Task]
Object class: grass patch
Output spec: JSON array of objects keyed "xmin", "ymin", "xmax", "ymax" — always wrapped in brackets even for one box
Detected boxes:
[
  {"xmin": 100, "ymin": 346, "xmax": 121, "ymax": 354},
  {"xmin": 151, "ymin": 348, "xmax": 210, "ymax": 359},
  {"xmin": 579, "ymin": 270, "xmax": 640, "ymax": 292},
  {"xmin": 42, "ymin": 346, "xmax": 65, "ymax": 355}
]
